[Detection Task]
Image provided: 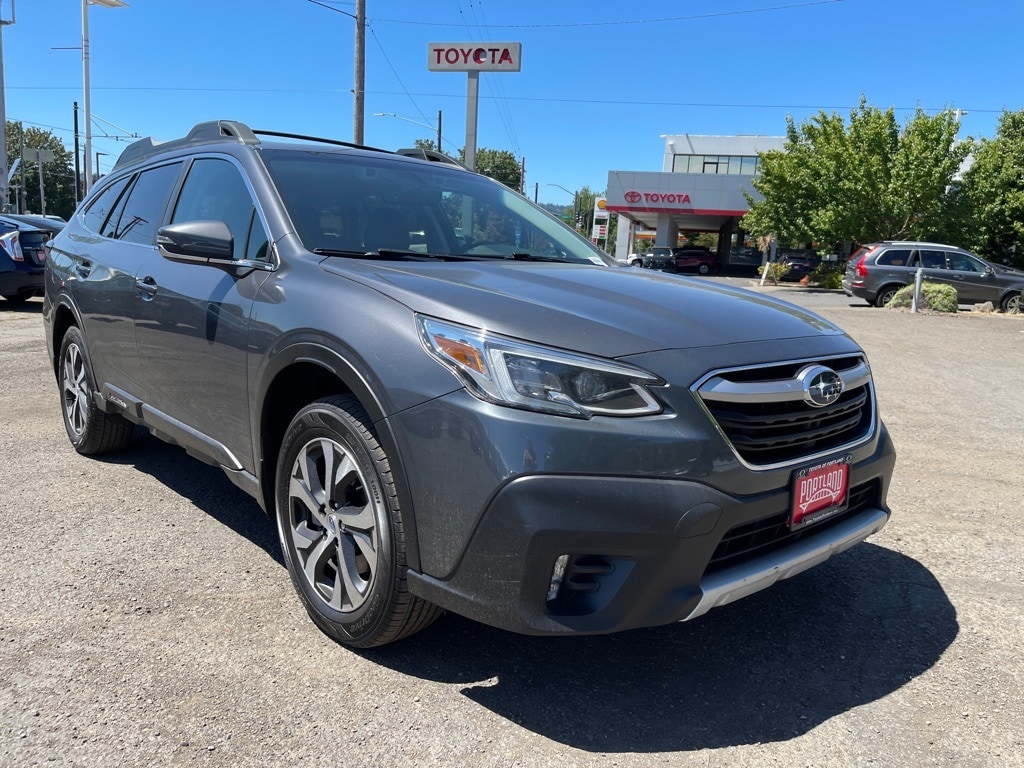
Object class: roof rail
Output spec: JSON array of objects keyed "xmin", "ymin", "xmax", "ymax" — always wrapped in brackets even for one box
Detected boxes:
[
  {"xmin": 395, "ymin": 147, "xmax": 469, "ymax": 169},
  {"xmin": 251, "ymin": 129, "xmax": 391, "ymax": 154},
  {"xmin": 113, "ymin": 120, "xmax": 260, "ymax": 170}
]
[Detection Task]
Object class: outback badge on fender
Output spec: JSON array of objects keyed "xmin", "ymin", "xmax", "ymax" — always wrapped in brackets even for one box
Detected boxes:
[{"xmin": 799, "ymin": 364, "xmax": 844, "ymax": 408}]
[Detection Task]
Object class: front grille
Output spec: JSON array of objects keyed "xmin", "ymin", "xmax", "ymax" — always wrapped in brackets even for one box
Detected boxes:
[
  {"xmin": 695, "ymin": 356, "xmax": 874, "ymax": 467},
  {"xmin": 703, "ymin": 480, "xmax": 878, "ymax": 576}
]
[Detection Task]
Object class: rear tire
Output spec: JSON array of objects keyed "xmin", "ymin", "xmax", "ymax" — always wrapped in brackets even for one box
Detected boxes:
[
  {"xmin": 698, "ymin": 263, "xmax": 711, "ymax": 275},
  {"xmin": 275, "ymin": 395, "xmax": 442, "ymax": 648},
  {"xmin": 58, "ymin": 327, "xmax": 134, "ymax": 455},
  {"xmin": 874, "ymin": 285, "xmax": 901, "ymax": 307}
]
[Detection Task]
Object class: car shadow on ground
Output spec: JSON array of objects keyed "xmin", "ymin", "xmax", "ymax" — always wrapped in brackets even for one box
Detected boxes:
[
  {"xmin": 368, "ymin": 544, "xmax": 956, "ymax": 753},
  {"xmin": 99, "ymin": 433, "xmax": 956, "ymax": 754},
  {"xmin": 99, "ymin": 430, "xmax": 283, "ymax": 564},
  {"xmin": 0, "ymin": 298, "xmax": 44, "ymax": 313}
]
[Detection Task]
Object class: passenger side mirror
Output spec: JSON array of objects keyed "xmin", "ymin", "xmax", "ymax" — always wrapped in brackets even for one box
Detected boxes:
[{"xmin": 157, "ymin": 220, "xmax": 234, "ymax": 263}]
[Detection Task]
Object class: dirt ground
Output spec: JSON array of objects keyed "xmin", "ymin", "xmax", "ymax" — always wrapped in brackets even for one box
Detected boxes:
[{"xmin": 1, "ymin": 292, "xmax": 1022, "ymax": 767}]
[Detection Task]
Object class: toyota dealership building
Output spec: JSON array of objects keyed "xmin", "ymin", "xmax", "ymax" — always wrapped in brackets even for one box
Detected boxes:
[{"xmin": 607, "ymin": 133, "xmax": 786, "ymax": 263}]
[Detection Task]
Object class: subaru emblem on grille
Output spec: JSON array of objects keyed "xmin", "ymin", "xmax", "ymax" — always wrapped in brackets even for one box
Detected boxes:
[{"xmin": 800, "ymin": 365, "xmax": 844, "ymax": 407}]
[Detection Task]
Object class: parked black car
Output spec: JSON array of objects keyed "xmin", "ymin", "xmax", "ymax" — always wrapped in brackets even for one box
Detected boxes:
[
  {"xmin": 0, "ymin": 214, "xmax": 62, "ymax": 306},
  {"xmin": 44, "ymin": 120, "xmax": 896, "ymax": 647},
  {"xmin": 641, "ymin": 245, "xmax": 716, "ymax": 274},
  {"xmin": 778, "ymin": 250, "xmax": 820, "ymax": 282}
]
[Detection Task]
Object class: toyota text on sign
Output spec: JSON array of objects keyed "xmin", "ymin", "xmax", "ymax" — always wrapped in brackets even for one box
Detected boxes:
[{"xmin": 427, "ymin": 43, "xmax": 522, "ymax": 72}]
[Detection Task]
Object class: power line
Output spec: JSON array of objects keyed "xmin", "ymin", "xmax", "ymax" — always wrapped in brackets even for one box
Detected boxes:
[
  {"xmin": 366, "ymin": 24, "xmax": 433, "ymax": 128},
  {"xmin": 370, "ymin": 0, "xmax": 844, "ymax": 28},
  {"xmin": 11, "ymin": 88, "xmax": 1003, "ymax": 115}
]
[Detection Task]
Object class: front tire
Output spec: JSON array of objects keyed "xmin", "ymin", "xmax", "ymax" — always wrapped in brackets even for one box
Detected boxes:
[
  {"xmin": 275, "ymin": 395, "xmax": 441, "ymax": 648},
  {"xmin": 698, "ymin": 263, "xmax": 711, "ymax": 275},
  {"xmin": 1002, "ymin": 291, "xmax": 1021, "ymax": 315},
  {"xmin": 58, "ymin": 326, "xmax": 134, "ymax": 455}
]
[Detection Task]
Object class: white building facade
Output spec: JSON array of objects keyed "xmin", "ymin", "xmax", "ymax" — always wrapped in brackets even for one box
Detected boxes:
[{"xmin": 606, "ymin": 134, "xmax": 785, "ymax": 262}]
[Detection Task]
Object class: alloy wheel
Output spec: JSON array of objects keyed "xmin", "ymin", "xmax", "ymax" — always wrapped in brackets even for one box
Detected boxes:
[
  {"xmin": 286, "ymin": 437, "xmax": 380, "ymax": 612},
  {"xmin": 62, "ymin": 342, "xmax": 90, "ymax": 439}
]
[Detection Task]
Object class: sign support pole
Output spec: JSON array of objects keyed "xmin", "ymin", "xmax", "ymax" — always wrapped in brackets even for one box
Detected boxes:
[{"xmin": 464, "ymin": 70, "xmax": 479, "ymax": 172}]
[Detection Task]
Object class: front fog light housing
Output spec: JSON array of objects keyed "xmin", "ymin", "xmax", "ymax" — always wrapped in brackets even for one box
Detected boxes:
[
  {"xmin": 418, "ymin": 316, "xmax": 664, "ymax": 418},
  {"xmin": 547, "ymin": 554, "xmax": 570, "ymax": 602}
]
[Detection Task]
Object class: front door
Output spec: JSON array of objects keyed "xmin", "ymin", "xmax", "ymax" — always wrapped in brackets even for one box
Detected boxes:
[{"xmin": 133, "ymin": 157, "xmax": 272, "ymax": 473}]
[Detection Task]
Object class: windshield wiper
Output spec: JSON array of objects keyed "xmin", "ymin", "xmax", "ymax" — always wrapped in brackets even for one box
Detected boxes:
[
  {"xmin": 313, "ymin": 247, "xmax": 480, "ymax": 262},
  {"xmin": 508, "ymin": 251, "xmax": 567, "ymax": 262}
]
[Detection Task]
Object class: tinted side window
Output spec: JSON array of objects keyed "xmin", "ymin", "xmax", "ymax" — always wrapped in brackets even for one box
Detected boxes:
[
  {"xmin": 919, "ymin": 250, "xmax": 946, "ymax": 269},
  {"xmin": 947, "ymin": 252, "xmax": 983, "ymax": 272},
  {"xmin": 108, "ymin": 163, "xmax": 182, "ymax": 245},
  {"xmin": 876, "ymin": 248, "xmax": 913, "ymax": 266},
  {"xmin": 171, "ymin": 159, "xmax": 257, "ymax": 261},
  {"xmin": 82, "ymin": 176, "xmax": 131, "ymax": 234}
]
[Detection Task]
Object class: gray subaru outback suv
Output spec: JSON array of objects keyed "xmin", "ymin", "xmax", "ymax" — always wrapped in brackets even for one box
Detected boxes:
[{"xmin": 43, "ymin": 121, "xmax": 895, "ymax": 647}]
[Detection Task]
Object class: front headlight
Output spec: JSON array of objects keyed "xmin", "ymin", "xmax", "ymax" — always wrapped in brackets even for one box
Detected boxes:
[{"xmin": 418, "ymin": 316, "xmax": 664, "ymax": 418}]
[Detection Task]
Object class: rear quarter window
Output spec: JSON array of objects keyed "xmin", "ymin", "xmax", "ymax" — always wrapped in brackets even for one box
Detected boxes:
[
  {"xmin": 876, "ymin": 249, "xmax": 913, "ymax": 266},
  {"xmin": 82, "ymin": 176, "xmax": 131, "ymax": 234}
]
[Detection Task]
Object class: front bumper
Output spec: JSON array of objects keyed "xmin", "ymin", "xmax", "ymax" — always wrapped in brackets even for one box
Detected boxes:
[{"xmin": 407, "ymin": 427, "xmax": 896, "ymax": 636}]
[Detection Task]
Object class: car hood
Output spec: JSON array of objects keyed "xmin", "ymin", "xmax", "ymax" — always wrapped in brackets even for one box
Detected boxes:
[{"xmin": 321, "ymin": 260, "xmax": 844, "ymax": 357}]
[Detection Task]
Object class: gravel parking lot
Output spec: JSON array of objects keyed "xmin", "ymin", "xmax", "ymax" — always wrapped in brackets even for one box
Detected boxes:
[{"xmin": 2, "ymin": 288, "xmax": 1022, "ymax": 767}]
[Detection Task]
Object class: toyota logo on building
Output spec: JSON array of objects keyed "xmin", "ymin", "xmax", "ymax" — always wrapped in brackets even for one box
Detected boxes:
[
  {"xmin": 624, "ymin": 190, "xmax": 642, "ymax": 203},
  {"xmin": 799, "ymin": 365, "xmax": 844, "ymax": 408}
]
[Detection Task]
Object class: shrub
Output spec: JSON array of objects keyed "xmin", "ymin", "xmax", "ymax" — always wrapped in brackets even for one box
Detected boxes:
[
  {"xmin": 887, "ymin": 281, "xmax": 959, "ymax": 312},
  {"xmin": 809, "ymin": 262, "xmax": 844, "ymax": 289},
  {"xmin": 757, "ymin": 261, "xmax": 791, "ymax": 281}
]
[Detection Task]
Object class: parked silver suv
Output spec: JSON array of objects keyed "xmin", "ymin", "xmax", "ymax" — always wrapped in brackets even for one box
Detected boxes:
[{"xmin": 844, "ymin": 241, "xmax": 1024, "ymax": 312}]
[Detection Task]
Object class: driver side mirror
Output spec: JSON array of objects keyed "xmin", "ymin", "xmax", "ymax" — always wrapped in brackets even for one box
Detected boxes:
[{"xmin": 157, "ymin": 220, "xmax": 234, "ymax": 263}]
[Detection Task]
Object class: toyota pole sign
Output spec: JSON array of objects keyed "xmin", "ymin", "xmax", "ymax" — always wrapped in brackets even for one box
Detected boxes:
[{"xmin": 428, "ymin": 43, "xmax": 522, "ymax": 72}]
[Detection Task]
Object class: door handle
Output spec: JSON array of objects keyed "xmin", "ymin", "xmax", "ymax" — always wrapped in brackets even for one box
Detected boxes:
[
  {"xmin": 73, "ymin": 260, "xmax": 92, "ymax": 278},
  {"xmin": 135, "ymin": 275, "xmax": 158, "ymax": 298}
]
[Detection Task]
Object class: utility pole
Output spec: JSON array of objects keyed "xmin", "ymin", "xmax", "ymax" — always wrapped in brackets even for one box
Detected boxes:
[
  {"xmin": 436, "ymin": 109, "xmax": 442, "ymax": 152},
  {"xmin": 519, "ymin": 156, "xmax": 526, "ymax": 195},
  {"xmin": 353, "ymin": 0, "xmax": 365, "ymax": 144}
]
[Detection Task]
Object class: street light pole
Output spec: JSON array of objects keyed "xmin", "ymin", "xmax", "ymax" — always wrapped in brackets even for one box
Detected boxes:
[
  {"xmin": 82, "ymin": 0, "xmax": 126, "ymax": 194},
  {"xmin": 373, "ymin": 112, "xmax": 446, "ymax": 152},
  {"xmin": 0, "ymin": 1, "xmax": 16, "ymax": 213},
  {"xmin": 545, "ymin": 183, "xmax": 580, "ymax": 231}
]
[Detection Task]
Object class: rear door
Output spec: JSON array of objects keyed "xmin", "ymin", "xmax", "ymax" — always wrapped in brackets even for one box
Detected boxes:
[{"xmin": 64, "ymin": 166, "xmax": 181, "ymax": 398}]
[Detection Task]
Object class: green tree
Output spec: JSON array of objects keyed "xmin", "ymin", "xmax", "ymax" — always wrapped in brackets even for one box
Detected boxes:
[
  {"xmin": 959, "ymin": 110, "xmax": 1024, "ymax": 268},
  {"xmin": 456, "ymin": 147, "xmax": 522, "ymax": 190},
  {"xmin": 742, "ymin": 99, "xmax": 971, "ymax": 250},
  {"xmin": 6, "ymin": 122, "xmax": 77, "ymax": 219}
]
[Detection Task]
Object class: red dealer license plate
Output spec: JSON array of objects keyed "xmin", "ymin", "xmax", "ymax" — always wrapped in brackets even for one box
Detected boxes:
[{"xmin": 790, "ymin": 456, "xmax": 851, "ymax": 529}]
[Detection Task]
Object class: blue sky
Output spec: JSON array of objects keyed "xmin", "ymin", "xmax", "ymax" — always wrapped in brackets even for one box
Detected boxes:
[{"xmin": 1, "ymin": 0, "xmax": 1018, "ymax": 204}]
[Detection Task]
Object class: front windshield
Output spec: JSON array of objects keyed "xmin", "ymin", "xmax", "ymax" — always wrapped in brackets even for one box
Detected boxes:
[{"xmin": 260, "ymin": 148, "xmax": 613, "ymax": 265}]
